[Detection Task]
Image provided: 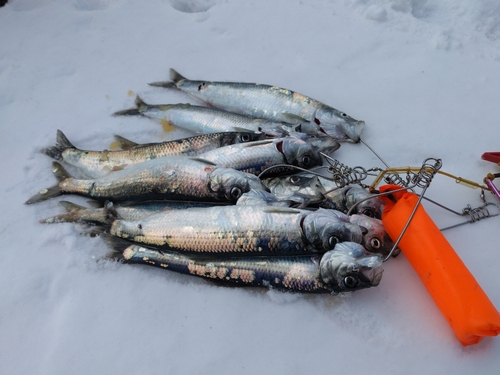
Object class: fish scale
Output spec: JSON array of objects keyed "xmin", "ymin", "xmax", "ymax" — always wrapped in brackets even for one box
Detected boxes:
[
  {"xmin": 107, "ymin": 205, "xmax": 365, "ymax": 256},
  {"xmin": 110, "ymin": 205, "xmax": 308, "ymax": 255},
  {"xmin": 26, "ymin": 156, "xmax": 266, "ymax": 204},
  {"xmin": 122, "ymin": 245, "xmax": 328, "ymax": 292},
  {"xmin": 42, "ymin": 130, "xmax": 264, "ymax": 178},
  {"xmin": 114, "ymin": 241, "xmax": 383, "ymax": 293}
]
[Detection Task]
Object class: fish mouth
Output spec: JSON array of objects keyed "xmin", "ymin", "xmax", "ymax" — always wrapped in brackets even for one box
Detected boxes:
[
  {"xmin": 364, "ymin": 268, "xmax": 384, "ymax": 287},
  {"xmin": 343, "ymin": 120, "xmax": 365, "ymax": 143}
]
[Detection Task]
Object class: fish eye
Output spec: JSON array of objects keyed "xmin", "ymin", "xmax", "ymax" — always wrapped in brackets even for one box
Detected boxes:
[
  {"xmin": 289, "ymin": 175, "xmax": 301, "ymax": 184},
  {"xmin": 361, "ymin": 208, "xmax": 375, "ymax": 218},
  {"xmin": 343, "ymin": 276, "xmax": 359, "ymax": 288},
  {"xmin": 300, "ymin": 154, "xmax": 311, "ymax": 167},
  {"xmin": 341, "ymin": 113, "xmax": 347, "ymax": 117},
  {"xmin": 328, "ymin": 235, "xmax": 340, "ymax": 248},
  {"xmin": 240, "ymin": 133, "xmax": 251, "ymax": 142},
  {"xmin": 370, "ymin": 237, "xmax": 381, "ymax": 250},
  {"xmin": 228, "ymin": 186, "xmax": 243, "ymax": 200}
]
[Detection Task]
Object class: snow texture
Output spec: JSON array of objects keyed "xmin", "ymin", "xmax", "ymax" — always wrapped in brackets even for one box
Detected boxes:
[{"xmin": 1, "ymin": 0, "xmax": 500, "ymax": 374}]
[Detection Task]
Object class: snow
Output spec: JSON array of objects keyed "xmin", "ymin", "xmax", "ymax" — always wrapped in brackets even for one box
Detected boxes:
[{"xmin": 1, "ymin": 0, "xmax": 500, "ymax": 373}]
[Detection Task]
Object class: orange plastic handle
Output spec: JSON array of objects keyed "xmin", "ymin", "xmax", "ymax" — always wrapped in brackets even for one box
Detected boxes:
[{"xmin": 379, "ymin": 184, "xmax": 500, "ymax": 346}]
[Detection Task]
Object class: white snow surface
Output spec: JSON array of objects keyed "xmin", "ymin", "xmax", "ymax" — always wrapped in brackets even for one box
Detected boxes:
[{"xmin": 1, "ymin": 0, "xmax": 500, "ymax": 373}]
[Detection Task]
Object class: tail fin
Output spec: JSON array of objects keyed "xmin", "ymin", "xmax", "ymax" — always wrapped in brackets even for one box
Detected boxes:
[
  {"xmin": 25, "ymin": 186, "xmax": 62, "ymax": 205},
  {"xmin": 25, "ymin": 161, "xmax": 71, "ymax": 205},
  {"xmin": 40, "ymin": 129, "xmax": 76, "ymax": 160},
  {"xmin": 112, "ymin": 95, "xmax": 150, "ymax": 116},
  {"xmin": 100, "ymin": 233, "xmax": 134, "ymax": 260},
  {"xmin": 39, "ymin": 201, "xmax": 87, "ymax": 224},
  {"xmin": 40, "ymin": 200, "xmax": 117, "ymax": 225},
  {"xmin": 52, "ymin": 161, "xmax": 71, "ymax": 182},
  {"xmin": 148, "ymin": 68, "xmax": 186, "ymax": 88}
]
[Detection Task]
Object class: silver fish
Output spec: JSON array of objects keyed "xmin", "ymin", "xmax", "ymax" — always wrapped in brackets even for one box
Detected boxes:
[
  {"xmin": 109, "ymin": 240, "xmax": 383, "ymax": 293},
  {"xmin": 106, "ymin": 205, "xmax": 364, "ymax": 256},
  {"xmin": 25, "ymin": 157, "xmax": 265, "ymax": 205},
  {"xmin": 349, "ymin": 214, "xmax": 400, "ymax": 258},
  {"xmin": 41, "ymin": 129, "xmax": 264, "ymax": 178},
  {"xmin": 114, "ymin": 96, "xmax": 301, "ymax": 138},
  {"xmin": 149, "ymin": 69, "xmax": 365, "ymax": 143},
  {"xmin": 198, "ymin": 137, "xmax": 325, "ymax": 176}
]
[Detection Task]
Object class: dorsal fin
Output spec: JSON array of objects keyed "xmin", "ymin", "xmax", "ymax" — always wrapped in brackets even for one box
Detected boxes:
[{"xmin": 170, "ymin": 68, "xmax": 187, "ymax": 82}]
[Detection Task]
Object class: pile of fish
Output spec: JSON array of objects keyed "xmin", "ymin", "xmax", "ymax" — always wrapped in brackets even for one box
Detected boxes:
[{"xmin": 26, "ymin": 69, "xmax": 396, "ymax": 295}]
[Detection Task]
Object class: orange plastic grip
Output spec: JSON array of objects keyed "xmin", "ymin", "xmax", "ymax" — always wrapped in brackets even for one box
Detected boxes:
[{"xmin": 379, "ymin": 184, "xmax": 500, "ymax": 346}]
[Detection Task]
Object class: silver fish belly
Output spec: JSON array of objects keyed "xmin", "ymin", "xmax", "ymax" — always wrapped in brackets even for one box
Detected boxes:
[{"xmin": 149, "ymin": 69, "xmax": 365, "ymax": 143}]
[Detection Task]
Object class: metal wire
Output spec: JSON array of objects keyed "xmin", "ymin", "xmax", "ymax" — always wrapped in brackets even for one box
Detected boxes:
[
  {"xmin": 320, "ymin": 152, "xmax": 382, "ymax": 189},
  {"xmin": 384, "ymin": 172, "xmax": 411, "ymax": 188},
  {"xmin": 346, "ymin": 157, "xmax": 442, "ymax": 261},
  {"xmin": 439, "ymin": 203, "xmax": 500, "ymax": 231}
]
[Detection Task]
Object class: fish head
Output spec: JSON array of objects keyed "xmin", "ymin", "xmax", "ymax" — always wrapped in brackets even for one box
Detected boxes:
[
  {"xmin": 349, "ymin": 214, "xmax": 400, "ymax": 257},
  {"xmin": 313, "ymin": 107, "xmax": 364, "ymax": 143},
  {"xmin": 277, "ymin": 138, "xmax": 323, "ymax": 169},
  {"xmin": 345, "ymin": 186, "xmax": 384, "ymax": 219},
  {"xmin": 265, "ymin": 175, "xmax": 323, "ymax": 199},
  {"xmin": 303, "ymin": 135, "xmax": 341, "ymax": 156},
  {"xmin": 209, "ymin": 168, "xmax": 267, "ymax": 203},
  {"xmin": 320, "ymin": 242, "xmax": 384, "ymax": 292},
  {"xmin": 302, "ymin": 209, "xmax": 364, "ymax": 251},
  {"xmin": 262, "ymin": 174, "xmax": 324, "ymax": 208}
]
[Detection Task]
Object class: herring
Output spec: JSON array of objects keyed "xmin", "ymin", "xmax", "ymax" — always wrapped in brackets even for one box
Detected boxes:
[
  {"xmin": 25, "ymin": 157, "xmax": 266, "ymax": 204},
  {"xmin": 41, "ymin": 129, "xmax": 264, "ymax": 178},
  {"xmin": 107, "ymin": 240, "xmax": 383, "ymax": 293},
  {"xmin": 114, "ymin": 96, "xmax": 302, "ymax": 138},
  {"xmin": 105, "ymin": 205, "xmax": 365, "ymax": 256},
  {"xmin": 149, "ymin": 69, "xmax": 365, "ymax": 143}
]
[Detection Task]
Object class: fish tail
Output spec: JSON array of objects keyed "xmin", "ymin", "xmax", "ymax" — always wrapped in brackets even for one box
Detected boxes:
[
  {"xmin": 100, "ymin": 233, "xmax": 134, "ymax": 261},
  {"xmin": 25, "ymin": 185, "xmax": 62, "ymax": 205},
  {"xmin": 40, "ymin": 129, "xmax": 76, "ymax": 160},
  {"xmin": 25, "ymin": 161, "xmax": 73, "ymax": 205},
  {"xmin": 113, "ymin": 108, "xmax": 140, "ymax": 116},
  {"xmin": 40, "ymin": 200, "xmax": 117, "ymax": 226},
  {"xmin": 52, "ymin": 161, "xmax": 71, "ymax": 182},
  {"xmin": 112, "ymin": 95, "xmax": 150, "ymax": 117},
  {"xmin": 148, "ymin": 68, "xmax": 186, "ymax": 88},
  {"xmin": 39, "ymin": 201, "xmax": 86, "ymax": 224}
]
